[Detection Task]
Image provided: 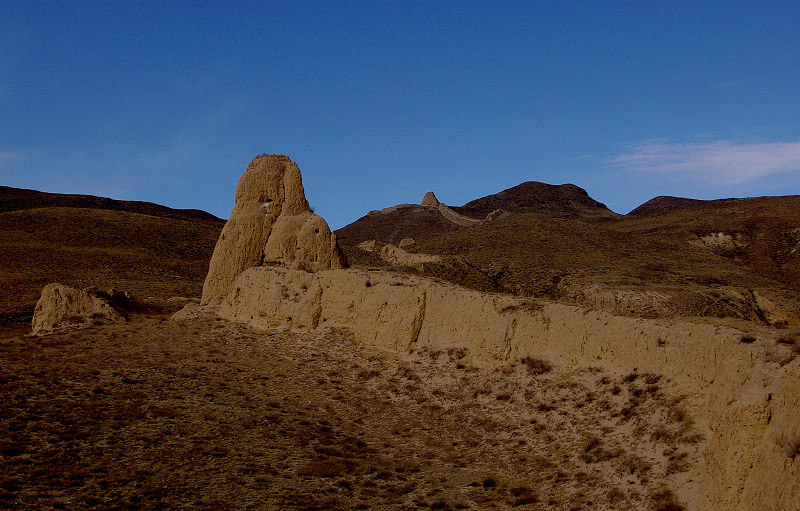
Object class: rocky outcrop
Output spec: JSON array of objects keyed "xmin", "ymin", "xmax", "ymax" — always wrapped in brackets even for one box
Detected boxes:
[
  {"xmin": 201, "ymin": 155, "xmax": 346, "ymax": 304},
  {"xmin": 262, "ymin": 211, "xmax": 344, "ymax": 272},
  {"xmin": 31, "ymin": 284, "xmax": 128, "ymax": 334}
]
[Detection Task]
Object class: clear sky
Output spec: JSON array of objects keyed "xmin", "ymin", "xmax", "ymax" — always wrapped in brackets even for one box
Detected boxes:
[{"xmin": 2, "ymin": 1, "xmax": 799, "ymax": 229}]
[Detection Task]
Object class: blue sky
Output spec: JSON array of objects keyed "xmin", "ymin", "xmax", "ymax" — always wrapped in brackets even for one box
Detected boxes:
[{"xmin": 2, "ymin": 1, "xmax": 799, "ymax": 229}]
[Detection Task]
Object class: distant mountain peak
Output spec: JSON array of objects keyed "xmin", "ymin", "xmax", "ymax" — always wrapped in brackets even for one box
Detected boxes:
[{"xmin": 453, "ymin": 181, "xmax": 618, "ymax": 219}]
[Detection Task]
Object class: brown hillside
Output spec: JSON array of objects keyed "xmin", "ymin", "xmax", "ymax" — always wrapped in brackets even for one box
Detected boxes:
[
  {"xmin": 616, "ymin": 196, "xmax": 800, "ymax": 287},
  {"xmin": 1, "ymin": 315, "xmax": 705, "ymax": 510},
  {"xmin": 627, "ymin": 196, "xmax": 709, "ymax": 217},
  {"xmin": 453, "ymin": 181, "xmax": 619, "ymax": 219},
  {"xmin": 334, "ymin": 204, "xmax": 464, "ymax": 265},
  {"xmin": 0, "ymin": 185, "xmax": 223, "ymax": 225},
  {"xmin": 0, "ymin": 191, "xmax": 224, "ymax": 330},
  {"xmin": 334, "ymin": 182, "xmax": 619, "ymax": 267},
  {"xmin": 338, "ymin": 193, "xmax": 800, "ymax": 325}
]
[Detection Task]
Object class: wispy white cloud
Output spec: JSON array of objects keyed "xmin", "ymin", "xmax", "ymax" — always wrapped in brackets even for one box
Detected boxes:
[
  {"xmin": 606, "ymin": 140, "xmax": 800, "ymax": 185},
  {"xmin": 0, "ymin": 147, "xmax": 28, "ymax": 171}
]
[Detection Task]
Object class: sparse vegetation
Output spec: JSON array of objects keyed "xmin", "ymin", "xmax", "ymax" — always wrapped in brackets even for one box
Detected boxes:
[
  {"xmin": 520, "ymin": 356, "xmax": 552, "ymax": 375},
  {"xmin": 8, "ymin": 184, "xmax": 779, "ymax": 510},
  {"xmin": 776, "ymin": 333, "xmax": 800, "ymax": 358},
  {"xmin": 0, "ymin": 317, "xmax": 699, "ymax": 510},
  {"xmin": 338, "ymin": 193, "xmax": 800, "ymax": 326},
  {"xmin": 0, "ymin": 191, "xmax": 223, "ymax": 332}
]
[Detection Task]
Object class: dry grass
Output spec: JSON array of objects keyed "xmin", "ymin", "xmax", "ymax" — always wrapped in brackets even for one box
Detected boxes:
[
  {"xmin": 0, "ymin": 317, "xmax": 700, "ymax": 510},
  {"xmin": 520, "ymin": 356, "xmax": 553, "ymax": 376},
  {"xmin": 0, "ymin": 206, "xmax": 222, "ymax": 329},
  {"xmin": 338, "ymin": 195, "xmax": 800, "ymax": 325}
]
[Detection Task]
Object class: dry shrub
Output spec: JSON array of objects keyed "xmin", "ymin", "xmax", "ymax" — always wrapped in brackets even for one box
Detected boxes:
[
  {"xmin": 650, "ymin": 488, "xmax": 685, "ymax": 511},
  {"xmin": 643, "ymin": 373, "xmax": 661, "ymax": 385},
  {"xmin": 581, "ymin": 436, "xmax": 623, "ymax": 463},
  {"xmin": 650, "ymin": 426, "xmax": 675, "ymax": 443},
  {"xmin": 667, "ymin": 402, "xmax": 691, "ymax": 425},
  {"xmin": 481, "ymin": 476, "xmax": 498, "ymax": 488},
  {"xmin": 447, "ymin": 347, "xmax": 468, "ymax": 361},
  {"xmin": 509, "ymin": 486, "xmax": 538, "ymax": 506},
  {"xmin": 776, "ymin": 334, "xmax": 800, "ymax": 360},
  {"xmin": 358, "ymin": 368, "xmax": 382, "ymax": 380},
  {"xmin": 607, "ymin": 487, "xmax": 627, "ymax": 506},
  {"xmin": 520, "ymin": 356, "xmax": 552, "ymax": 375},
  {"xmin": 296, "ymin": 458, "xmax": 352, "ymax": 478},
  {"xmin": 621, "ymin": 454, "xmax": 652, "ymax": 476},
  {"xmin": 624, "ymin": 372, "xmax": 639, "ymax": 383},
  {"xmin": 666, "ymin": 451, "xmax": 690, "ymax": 475}
]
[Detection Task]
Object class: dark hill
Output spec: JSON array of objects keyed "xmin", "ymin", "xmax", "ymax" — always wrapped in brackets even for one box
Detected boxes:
[
  {"xmin": 334, "ymin": 205, "xmax": 463, "ymax": 265},
  {"xmin": 335, "ymin": 181, "xmax": 620, "ymax": 263},
  {"xmin": 0, "ymin": 187, "xmax": 224, "ymax": 330},
  {"xmin": 0, "ymin": 185, "xmax": 223, "ymax": 224},
  {"xmin": 414, "ymin": 194, "xmax": 800, "ymax": 323},
  {"xmin": 453, "ymin": 181, "xmax": 619, "ymax": 219},
  {"xmin": 339, "ymin": 188, "xmax": 800, "ymax": 325},
  {"xmin": 627, "ymin": 196, "xmax": 708, "ymax": 217}
]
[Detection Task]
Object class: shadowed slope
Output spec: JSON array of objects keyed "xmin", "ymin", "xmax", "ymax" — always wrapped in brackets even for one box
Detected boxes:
[
  {"xmin": 0, "ymin": 317, "xmax": 701, "ymax": 510},
  {"xmin": 453, "ymin": 181, "xmax": 620, "ymax": 219},
  {"xmin": 335, "ymin": 205, "xmax": 464, "ymax": 263},
  {"xmin": 0, "ymin": 189, "xmax": 224, "ymax": 329},
  {"xmin": 0, "ymin": 185, "xmax": 223, "ymax": 224},
  {"xmin": 626, "ymin": 196, "xmax": 708, "ymax": 217}
]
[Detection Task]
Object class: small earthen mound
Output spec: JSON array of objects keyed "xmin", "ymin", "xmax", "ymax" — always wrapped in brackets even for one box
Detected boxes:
[
  {"xmin": 201, "ymin": 154, "xmax": 346, "ymax": 304},
  {"xmin": 485, "ymin": 208, "xmax": 506, "ymax": 222},
  {"xmin": 31, "ymin": 284, "xmax": 127, "ymax": 335},
  {"xmin": 357, "ymin": 240, "xmax": 441, "ymax": 269}
]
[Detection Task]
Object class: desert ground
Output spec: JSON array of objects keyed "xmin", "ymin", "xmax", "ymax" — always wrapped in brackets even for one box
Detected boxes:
[
  {"xmin": 1, "ymin": 156, "xmax": 799, "ymax": 510},
  {"xmin": 2, "ymin": 315, "xmax": 696, "ymax": 510}
]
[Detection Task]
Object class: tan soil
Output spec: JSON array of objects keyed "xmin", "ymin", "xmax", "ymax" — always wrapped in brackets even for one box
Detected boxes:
[{"xmin": 203, "ymin": 265, "xmax": 800, "ymax": 510}]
